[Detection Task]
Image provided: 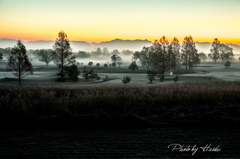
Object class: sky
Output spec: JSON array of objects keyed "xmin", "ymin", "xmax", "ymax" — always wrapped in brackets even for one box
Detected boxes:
[{"xmin": 0, "ymin": 0, "xmax": 240, "ymax": 45}]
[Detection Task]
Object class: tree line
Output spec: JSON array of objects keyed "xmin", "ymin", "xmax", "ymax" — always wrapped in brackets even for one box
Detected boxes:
[
  {"xmin": 3, "ymin": 31, "xmax": 234, "ymax": 85},
  {"xmin": 132, "ymin": 36, "xmax": 234, "ymax": 80}
]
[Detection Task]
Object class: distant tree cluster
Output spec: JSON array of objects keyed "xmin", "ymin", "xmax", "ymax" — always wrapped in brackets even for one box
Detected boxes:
[
  {"xmin": 208, "ymin": 38, "xmax": 234, "ymax": 63},
  {"xmin": 77, "ymin": 51, "xmax": 91, "ymax": 58},
  {"xmin": 132, "ymin": 35, "xmax": 200, "ymax": 80},
  {"xmin": 75, "ymin": 47, "xmax": 134, "ymax": 59}
]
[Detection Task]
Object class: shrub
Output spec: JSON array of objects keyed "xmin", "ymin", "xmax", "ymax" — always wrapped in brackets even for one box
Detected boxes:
[
  {"xmin": 147, "ymin": 70, "xmax": 157, "ymax": 84},
  {"xmin": 112, "ymin": 62, "xmax": 116, "ymax": 68},
  {"xmin": 225, "ymin": 60, "xmax": 231, "ymax": 68},
  {"xmin": 88, "ymin": 61, "xmax": 93, "ymax": 67},
  {"xmin": 0, "ymin": 52, "xmax": 3, "ymax": 60},
  {"xmin": 129, "ymin": 62, "xmax": 138, "ymax": 73},
  {"xmin": 64, "ymin": 64, "xmax": 80, "ymax": 81},
  {"xmin": 122, "ymin": 76, "xmax": 131, "ymax": 84},
  {"xmin": 159, "ymin": 75, "xmax": 164, "ymax": 82},
  {"xmin": 173, "ymin": 75, "xmax": 179, "ymax": 83},
  {"xmin": 82, "ymin": 69, "xmax": 100, "ymax": 81}
]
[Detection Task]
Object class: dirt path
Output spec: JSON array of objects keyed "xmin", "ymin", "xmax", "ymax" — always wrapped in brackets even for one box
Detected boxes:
[{"xmin": 0, "ymin": 127, "xmax": 239, "ymax": 158}]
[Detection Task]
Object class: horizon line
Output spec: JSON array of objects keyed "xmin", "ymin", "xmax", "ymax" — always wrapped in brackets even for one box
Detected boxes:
[{"xmin": 1, "ymin": 38, "xmax": 240, "ymax": 46}]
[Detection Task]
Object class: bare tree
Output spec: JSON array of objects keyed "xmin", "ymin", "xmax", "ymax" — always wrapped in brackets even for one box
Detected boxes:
[
  {"xmin": 7, "ymin": 40, "xmax": 33, "ymax": 86},
  {"xmin": 52, "ymin": 31, "xmax": 76, "ymax": 81},
  {"xmin": 38, "ymin": 49, "xmax": 53, "ymax": 66}
]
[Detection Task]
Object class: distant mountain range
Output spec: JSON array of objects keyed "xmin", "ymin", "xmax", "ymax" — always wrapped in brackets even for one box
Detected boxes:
[{"xmin": 0, "ymin": 38, "xmax": 240, "ymax": 54}]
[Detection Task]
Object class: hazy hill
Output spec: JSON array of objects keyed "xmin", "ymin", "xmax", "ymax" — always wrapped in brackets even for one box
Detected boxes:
[
  {"xmin": 0, "ymin": 39, "xmax": 92, "ymax": 52},
  {"xmin": 0, "ymin": 38, "xmax": 240, "ymax": 54},
  {"xmin": 92, "ymin": 39, "xmax": 152, "ymax": 51}
]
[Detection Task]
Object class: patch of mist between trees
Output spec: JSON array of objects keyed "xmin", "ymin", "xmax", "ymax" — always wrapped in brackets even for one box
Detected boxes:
[{"xmin": 75, "ymin": 55, "xmax": 133, "ymax": 66}]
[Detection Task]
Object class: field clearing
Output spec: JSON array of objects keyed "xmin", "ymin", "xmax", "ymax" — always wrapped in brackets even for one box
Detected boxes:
[{"xmin": 0, "ymin": 60, "xmax": 240, "ymax": 85}]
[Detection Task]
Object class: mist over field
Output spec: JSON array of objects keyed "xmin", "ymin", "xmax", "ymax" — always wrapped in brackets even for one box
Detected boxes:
[{"xmin": 1, "ymin": 38, "xmax": 240, "ymax": 54}]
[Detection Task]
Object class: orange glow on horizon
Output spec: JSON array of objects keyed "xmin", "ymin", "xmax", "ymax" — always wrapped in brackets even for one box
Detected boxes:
[{"xmin": 0, "ymin": 34, "xmax": 239, "ymax": 46}]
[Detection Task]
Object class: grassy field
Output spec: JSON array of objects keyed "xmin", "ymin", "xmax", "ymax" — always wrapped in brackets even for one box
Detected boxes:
[{"xmin": 1, "ymin": 81, "xmax": 240, "ymax": 128}]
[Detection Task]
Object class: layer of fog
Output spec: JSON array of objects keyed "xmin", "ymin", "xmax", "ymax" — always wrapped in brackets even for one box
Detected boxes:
[{"xmin": 1, "ymin": 38, "xmax": 240, "ymax": 54}]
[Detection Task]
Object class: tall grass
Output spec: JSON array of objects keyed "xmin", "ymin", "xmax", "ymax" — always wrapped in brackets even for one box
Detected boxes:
[{"xmin": 0, "ymin": 81, "xmax": 240, "ymax": 126}]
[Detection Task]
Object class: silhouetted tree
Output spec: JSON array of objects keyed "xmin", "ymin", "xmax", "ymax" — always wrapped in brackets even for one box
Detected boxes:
[
  {"xmin": 77, "ymin": 51, "xmax": 90, "ymax": 58},
  {"xmin": 37, "ymin": 49, "xmax": 53, "ymax": 66},
  {"xmin": 117, "ymin": 62, "xmax": 122, "ymax": 68},
  {"xmin": 7, "ymin": 40, "xmax": 33, "ymax": 86},
  {"xmin": 208, "ymin": 38, "xmax": 221, "ymax": 64},
  {"xmin": 104, "ymin": 63, "xmax": 108, "ymax": 68},
  {"xmin": 0, "ymin": 52, "xmax": 3, "ymax": 60},
  {"xmin": 112, "ymin": 49, "xmax": 120, "ymax": 55},
  {"xmin": 88, "ymin": 61, "xmax": 93, "ymax": 67},
  {"xmin": 111, "ymin": 55, "xmax": 117, "ymax": 63},
  {"xmin": 129, "ymin": 61, "xmax": 138, "ymax": 73},
  {"xmin": 219, "ymin": 44, "xmax": 234, "ymax": 62},
  {"xmin": 170, "ymin": 37, "xmax": 181, "ymax": 74},
  {"xmin": 96, "ymin": 63, "xmax": 100, "ymax": 67},
  {"xmin": 112, "ymin": 62, "xmax": 116, "ymax": 68},
  {"xmin": 91, "ymin": 48, "xmax": 102, "ymax": 57},
  {"xmin": 121, "ymin": 50, "xmax": 133, "ymax": 56},
  {"xmin": 147, "ymin": 70, "xmax": 157, "ymax": 84},
  {"xmin": 199, "ymin": 53, "xmax": 207, "ymax": 62},
  {"xmin": 151, "ymin": 36, "xmax": 176, "ymax": 80},
  {"xmin": 53, "ymin": 31, "xmax": 76, "ymax": 81},
  {"xmin": 132, "ymin": 47, "xmax": 152, "ymax": 70},
  {"xmin": 102, "ymin": 47, "xmax": 110, "ymax": 56},
  {"xmin": 181, "ymin": 35, "xmax": 199, "ymax": 71}
]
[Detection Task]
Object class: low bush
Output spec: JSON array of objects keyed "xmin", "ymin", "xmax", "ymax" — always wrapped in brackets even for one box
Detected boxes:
[{"xmin": 122, "ymin": 76, "xmax": 131, "ymax": 84}]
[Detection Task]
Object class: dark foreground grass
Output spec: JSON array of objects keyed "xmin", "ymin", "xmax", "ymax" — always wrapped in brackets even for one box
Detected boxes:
[{"xmin": 0, "ymin": 81, "xmax": 240, "ymax": 128}]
